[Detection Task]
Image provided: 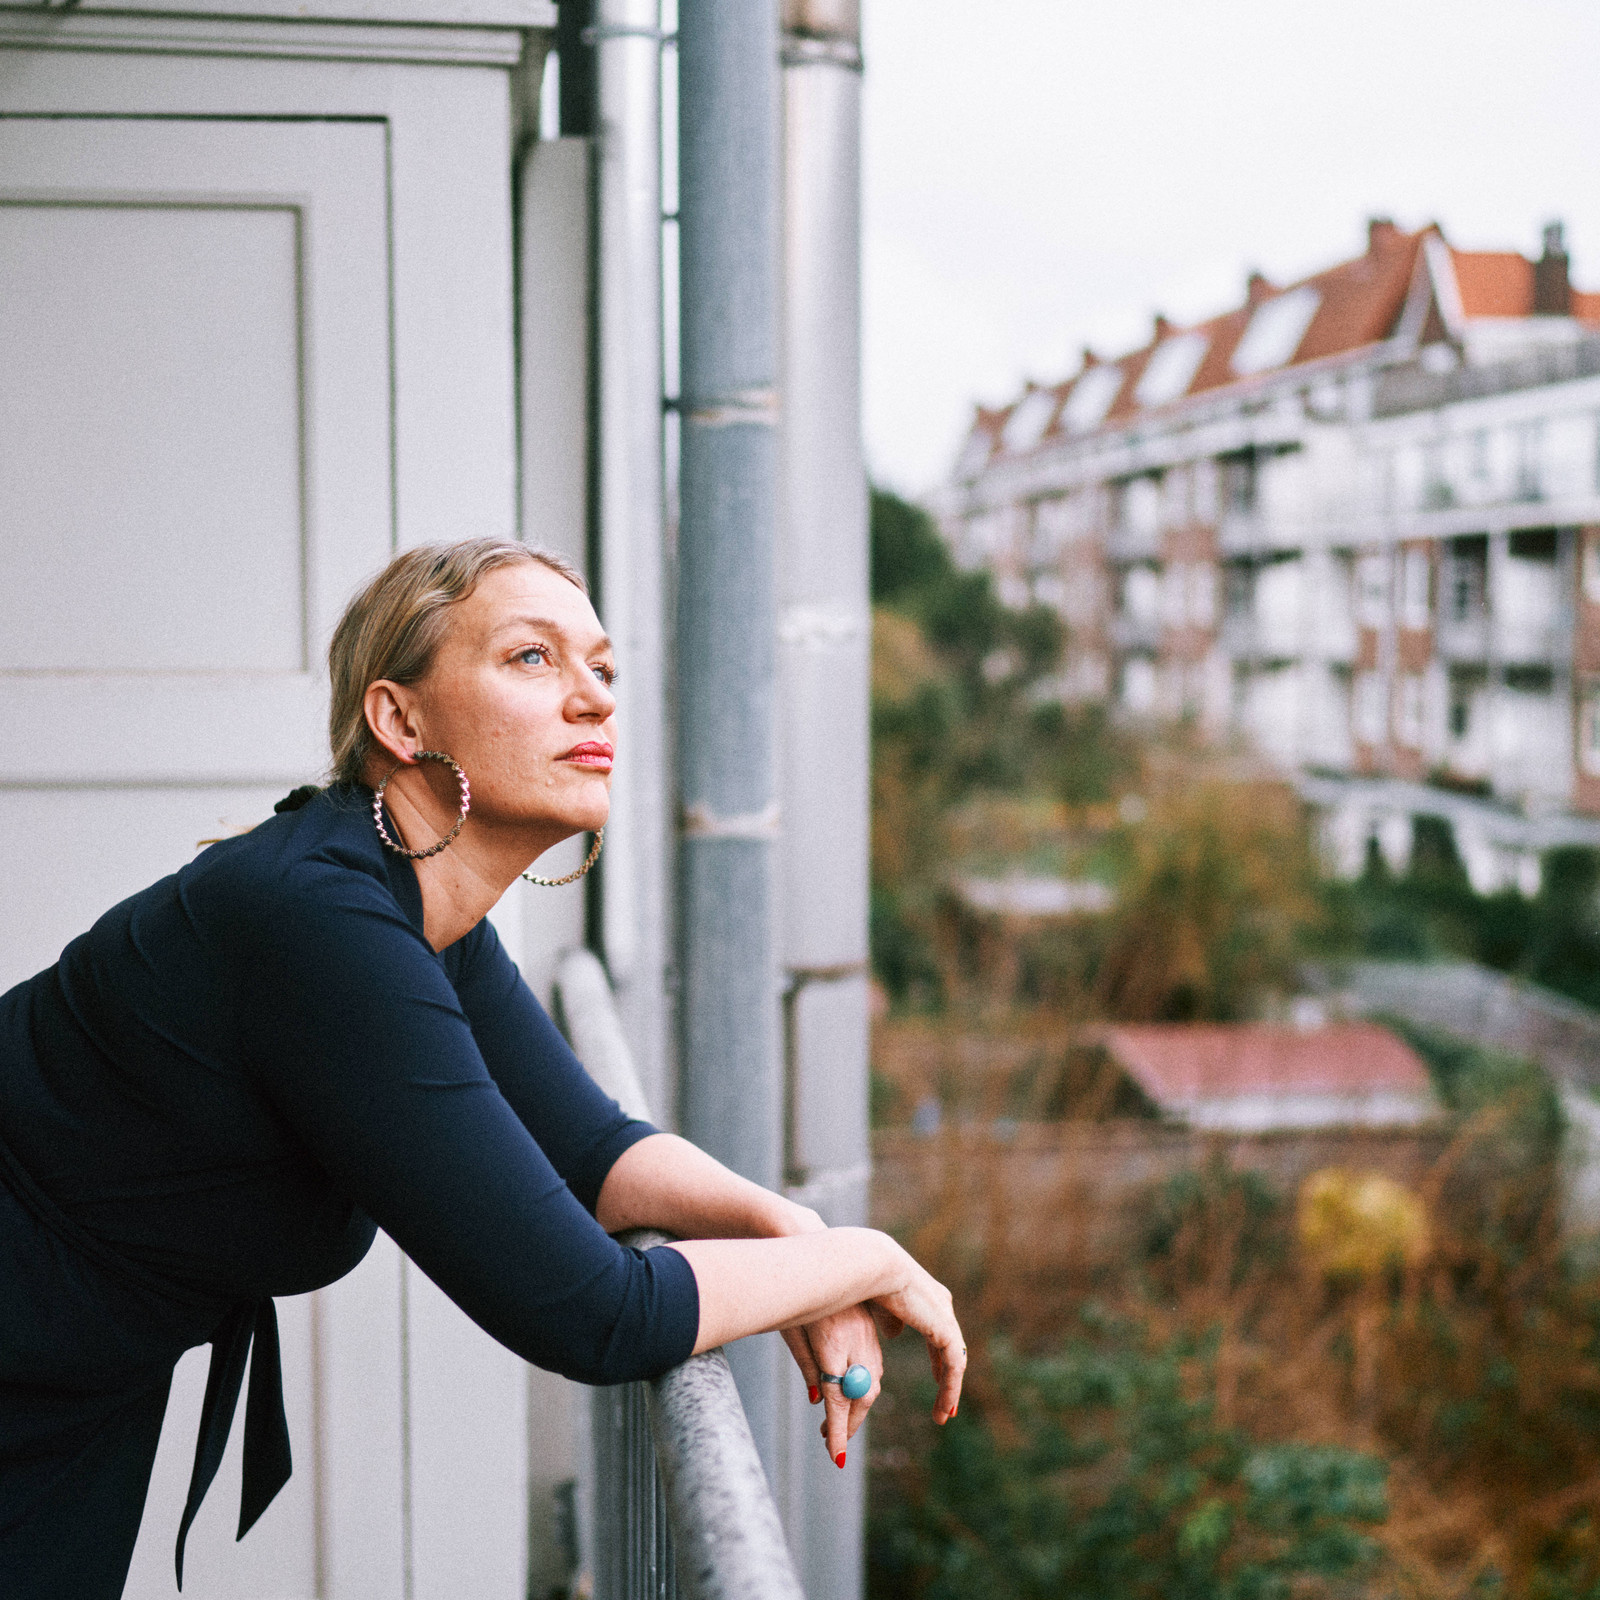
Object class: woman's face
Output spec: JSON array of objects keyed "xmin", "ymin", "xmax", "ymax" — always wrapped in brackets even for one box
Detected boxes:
[{"xmin": 405, "ymin": 560, "xmax": 616, "ymax": 839}]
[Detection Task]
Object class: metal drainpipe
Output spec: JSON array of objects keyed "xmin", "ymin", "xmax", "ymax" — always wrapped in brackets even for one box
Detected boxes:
[
  {"xmin": 590, "ymin": 0, "xmax": 674, "ymax": 1113},
  {"xmin": 676, "ymin": 0, "xmax": 784, "ymax": 1479},
  {"xmin": 775, "ymin": 3, "xmax": 868, "ymax": 1592}
]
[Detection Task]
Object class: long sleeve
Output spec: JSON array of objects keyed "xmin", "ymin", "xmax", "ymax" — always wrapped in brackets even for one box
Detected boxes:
[
  {"xmin": 229, "ymin": 863, "xmax": 698, "ymax": 1385},
  {"xmin": 444, "ymin": 920, "xmax": 652, "ymax": 1216}
]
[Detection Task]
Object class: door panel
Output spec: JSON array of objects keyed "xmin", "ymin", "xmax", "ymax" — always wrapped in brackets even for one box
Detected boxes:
[
  {"xmin": 0, "ymin": 202, "xmax": 305, "ymax": 675},
  {"xmin": 0, "ymin": 115, "xmax": 392, "ymax": 808}
]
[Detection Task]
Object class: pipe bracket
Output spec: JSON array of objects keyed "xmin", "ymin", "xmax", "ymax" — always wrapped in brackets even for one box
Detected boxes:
[
  {"xmin": 680, "ymin": 799, "xmax": 781, "ymax": 840},
  {"xmin": 781, "ymin": 35, "xmax": 863, "ymax": 71},
  {"xmin": 685, "ymin": 388, "xmax": 780, "ymax": 428}
]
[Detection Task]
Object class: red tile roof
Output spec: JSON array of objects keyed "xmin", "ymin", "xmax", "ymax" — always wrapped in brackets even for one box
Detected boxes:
[
  {"xmin": 964, "ymin": 220, "xmax": 1600, "ymax": 469},
  {"xmin": 1104, "ymin": 1022, "xmax": 1432, "ymax": 1107},
  {"xmin": 1452, "ymin": 250, "xmax": 1535, "ymax": 317}
]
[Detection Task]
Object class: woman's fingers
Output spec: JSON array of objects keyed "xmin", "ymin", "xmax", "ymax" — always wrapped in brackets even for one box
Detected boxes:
[
  {"xmin": 928, "ymin": 1320, "xmax": 966, "ymax": 1423},
  {"xmin": 867, "ymin": 1265, "xmax": 965, "ymax": 1424},
  {"xmin": 779, "ymin": 1326, "xmax": 823, "ymax": 1404},
  {"xmin": 806, "ymin": 1303, "xmax": 883, "ymax": 1466}
]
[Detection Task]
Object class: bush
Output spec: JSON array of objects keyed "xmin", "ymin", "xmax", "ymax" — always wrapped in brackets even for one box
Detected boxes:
[
  {"xmin": 870, "ymin": 1318, "xmax": 1388, "ymax": 1600},
  {"xmin": 1323, "ymin": 832, "xmax": 1600, "ymax": 1013}
]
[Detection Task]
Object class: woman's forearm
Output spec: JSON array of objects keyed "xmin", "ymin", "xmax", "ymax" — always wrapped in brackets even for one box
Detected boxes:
[
  {"xmin": 596, "ymin": 1132, "xmax": 820, "ymax": 1241},
  {"xmin": 667, "ymin": 1228, "xmax": 904, "ymax": 1353}
]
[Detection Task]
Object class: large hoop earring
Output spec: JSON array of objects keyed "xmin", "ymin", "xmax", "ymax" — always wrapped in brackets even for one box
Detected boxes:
[
  {"xmin": 522, "ymin": 829, "xmax": 603, "ymax": 888},
  {"xmin": 372, "ymin": 751, "xmax": 471, "ymax": 860}
]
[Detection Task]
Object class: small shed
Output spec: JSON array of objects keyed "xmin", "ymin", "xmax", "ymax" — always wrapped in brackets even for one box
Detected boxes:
[{"xmin": 1102, "ymin": 1022, "xmax": 1440, "ymax": 1132}]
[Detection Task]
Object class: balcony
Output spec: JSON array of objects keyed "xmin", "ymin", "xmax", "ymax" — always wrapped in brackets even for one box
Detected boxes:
[{"xmin": 556, "ymin": 950, "xmax": 805, "ymax": 1600}]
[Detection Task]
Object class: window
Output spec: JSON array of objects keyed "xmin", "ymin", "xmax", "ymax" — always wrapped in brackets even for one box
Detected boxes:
[
  {"xmin": 1061, "ymin": 365, "xmax": 1123, "ymax": 434},
  {"xmin": 1513, "ymin": 421, "xmax": 1544, "ymax": 501},
  {"xmin": 1123, "ymin": 564, "xmax": 1161, "ymax": 625},
  {"xmin": 1448, "ymin": 536, "xmax": 1488, "ymax": 622},
  {"xmin": 1584, "ymin": 531, "xmax": 1600, "ymax": 604},
  {"xmin": 1421, "ymin": 442, "xmax": 1452, "ymax": 509},
  {"xmin": 1030, "ymin": 496, "xmax": 1073, "ymax": 563},
  {"xmin": 1032, "ymin": 572, "xmax": 1066, "ymax": 612},
  {"xmin": 1231, "ymin": 286, "xmax": 1321, "ymax": 375},
  {"xmin": 1354, "ymin": 671, "xmax": 1388, "ymax": 745},
  {"xmin": 1001, "ymin": 388, "xmax": 1058, "ymax": 454},
  {"xmin": 1400, "ymin": 546, "xmax": 1432, "ymax": 630},
  {"xmin": 1224, "ymin": 562, "xmax": 1254, "ymax": 620},
  {"xmin": 1469, "ymin": 429, "xmax": 1492, "ymax": 485},
  {"xmin": 1449, "ymin": 677, "xmax": 1472, "ymax": 740},
  {"xmin": 1115, "ymin": 475, "xmax": 1162, "ymax": 542},
  {"xmin": 1396, "ymin": 673, "xmax": 1426, "ymax": 748},
  {"xmin": 1582, "ymin": 682, "xmax": 1600, "ymax": 777},
  {"xmin": 1122, "ymin": 655, "xmax": 1158, "ymax": 713},
  {"xmin": 1136, "ymin": 332, "xmax": 1208, "ymax": 409},
  {"xmin": 1356, "ymin": 553, "xmax": 1389, "ymax": 629},
  {"xmin": 1219, "ymin": 452, "xmax": 1257, "ymax": 515},
  {"xmin": 1188, "ymin": 562, "xmax": 1217, "ymax": 627}
]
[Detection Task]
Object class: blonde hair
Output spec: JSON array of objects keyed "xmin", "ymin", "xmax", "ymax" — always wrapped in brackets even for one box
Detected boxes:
[{"xmin": 327, "ymin": 538, "xmax": 586, "ymax": 787}]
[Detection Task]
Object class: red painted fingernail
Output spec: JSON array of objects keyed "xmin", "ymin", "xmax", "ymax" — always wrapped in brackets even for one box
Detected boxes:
[
  {"xmin": 951, "ymin": 1406, "xmax": 958, "ymax": 1418},
  {"xmin": 808, "ymin": 1385, "xmax": 820, "ymax": 1405},
  {"xmin": 834, "ymin": 1452, "xmax": 846, "ymax": 1470}
]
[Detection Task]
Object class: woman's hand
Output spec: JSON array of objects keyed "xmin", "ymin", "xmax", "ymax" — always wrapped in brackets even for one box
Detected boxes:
[
  {"xmin": 869, "ymin": 1254, "xmax": 965, "ymax": 1425},
  {"xmin": 780, "ymin": 1304, "xmax": 882, "ymax": 1467}
]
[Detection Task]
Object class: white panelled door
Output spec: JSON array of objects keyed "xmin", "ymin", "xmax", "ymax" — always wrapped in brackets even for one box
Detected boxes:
[
  {"xmin": 0, "ymin": 112, "xmax": 403, "ymax": 1599},
  {"xmin": 0, "ymin": 114, "xmax": 393, "ymax": 986}
]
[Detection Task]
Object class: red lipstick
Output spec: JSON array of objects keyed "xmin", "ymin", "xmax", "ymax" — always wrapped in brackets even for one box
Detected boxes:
[{"xmin": 562, "ymin": 741, "xmax": 614, "ymax": 771}]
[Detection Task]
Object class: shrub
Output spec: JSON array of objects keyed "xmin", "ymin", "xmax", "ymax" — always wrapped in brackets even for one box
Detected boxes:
[{"xmin": 870, "ymin": 1318, "xmax": 1387, "ymax": 1600}]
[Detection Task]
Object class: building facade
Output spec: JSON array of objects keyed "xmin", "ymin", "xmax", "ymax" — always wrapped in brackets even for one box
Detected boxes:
[{"xmin": 933, "ymin": 220, "xmax": 1600, "ymax": 891}]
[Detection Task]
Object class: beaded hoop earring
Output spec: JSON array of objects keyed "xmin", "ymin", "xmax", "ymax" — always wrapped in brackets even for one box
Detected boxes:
[
  {"xmin": 522, "ymin": 829, "xmax": 603, "ymax": 888},
  {"xmin": 372, "ymin": 751, "xmax": 471, "ymax": 860}
]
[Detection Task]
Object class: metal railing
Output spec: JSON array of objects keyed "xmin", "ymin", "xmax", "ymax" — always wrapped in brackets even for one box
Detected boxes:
[{"xmin": 554, "ymin": 949, "xmax": 806, "ymax": 1600}]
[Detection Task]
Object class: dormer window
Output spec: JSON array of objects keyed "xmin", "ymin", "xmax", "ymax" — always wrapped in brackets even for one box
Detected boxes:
[
  {"xmin": 1000, "ymin": 388, "xmax": 1058, "ymax": 454},
  {"xmin": 1061, "ymin": 365, "xmax": 1122, "ymax": 433},
  {"xmin": 1135, "ymin": 332, "xmax": 1207, "ymax": 409},
  {"xmin": 1232, "ymin": 286, "xmax": 1321, "ymax": 376}
]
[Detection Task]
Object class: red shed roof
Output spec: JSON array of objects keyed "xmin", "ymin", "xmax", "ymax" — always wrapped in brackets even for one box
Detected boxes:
[{"xmin": 1104, "ymin": 1022, "xmax": 1433, "ymax": 1108}]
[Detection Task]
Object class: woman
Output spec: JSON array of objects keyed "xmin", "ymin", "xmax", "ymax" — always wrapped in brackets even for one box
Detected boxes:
[{"xmin": 0, "ymin": 537, "xmax": 965, "ymax": 1598}]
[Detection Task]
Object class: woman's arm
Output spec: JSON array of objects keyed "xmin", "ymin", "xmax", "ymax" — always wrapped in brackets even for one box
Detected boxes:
[
  {"xmin": 671, "ymin": 1228, "xmax": 964, "ymax": 1423},
  {"xmin": 598, "ymin": 1131, "xmax": 965, "ymax": 1456},
  {"xmin": 595, "ymin": 1131, "xmax": 822, "ymax": 1240}
]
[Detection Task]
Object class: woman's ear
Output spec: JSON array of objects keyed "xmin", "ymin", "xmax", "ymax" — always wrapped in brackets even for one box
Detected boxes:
[{"xmin": 363, "ymin": 680, "xmax": 422, "ymax": 768}]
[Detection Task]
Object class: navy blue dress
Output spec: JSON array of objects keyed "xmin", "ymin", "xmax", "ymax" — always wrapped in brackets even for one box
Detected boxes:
[{"xmin": 0, "ymin": 787, "xmax": 698, "ymax": 1598}]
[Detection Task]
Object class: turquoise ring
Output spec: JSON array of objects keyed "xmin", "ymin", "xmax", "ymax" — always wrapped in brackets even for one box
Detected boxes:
[{"xmin": 819, "ymin": 1364, "xmax": 872, "ymax": 1401}]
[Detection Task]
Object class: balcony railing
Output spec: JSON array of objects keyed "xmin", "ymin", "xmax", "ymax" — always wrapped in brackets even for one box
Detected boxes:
[{"xmin": 554, "ymin": 948, "xmax": 805, "ymax": 1600}]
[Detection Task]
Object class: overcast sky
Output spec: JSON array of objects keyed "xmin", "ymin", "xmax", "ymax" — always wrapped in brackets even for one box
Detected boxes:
[{"xmin": 860, "ymin": 0, "xmax": 1600, "ymax": 494}]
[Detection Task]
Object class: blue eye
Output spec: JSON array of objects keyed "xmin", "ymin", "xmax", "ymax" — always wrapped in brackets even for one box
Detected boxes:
[
  {"xmin": 519, "ymin": 645, "xmax": 552, "ymax": 667},
  {"xmin": 592, "ymin": 663, "xmax": 617, "ymax": 687}
]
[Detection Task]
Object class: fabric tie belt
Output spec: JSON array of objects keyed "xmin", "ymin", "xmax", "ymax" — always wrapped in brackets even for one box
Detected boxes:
[{"xmin": 0, "ymin": 1125, "xmax": 291, "ymax": 1589}]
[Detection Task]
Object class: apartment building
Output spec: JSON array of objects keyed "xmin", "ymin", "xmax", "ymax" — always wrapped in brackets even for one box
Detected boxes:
[{"xmin": 931, "ymin": 219, "xmax": 1600, "ymax": 891}]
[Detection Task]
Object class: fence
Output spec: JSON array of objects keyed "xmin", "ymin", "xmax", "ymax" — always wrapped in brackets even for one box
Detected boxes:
[
  {"xmin": 555, "ymin": 949, "xmax": 805, "ymax": 1600},
  {"xmin": 872, "ymin": 1120, "xmax": 1451, "ymax": 1272}
]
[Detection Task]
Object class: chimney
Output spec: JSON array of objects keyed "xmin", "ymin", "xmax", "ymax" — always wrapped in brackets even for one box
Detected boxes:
[
  {"xmin": 1153, "ymin": 313, "xmax": 1174, "ymax": 342},
  {"xmin": 1367, "ymin": 216, "xmax": 1399, "ymax": 255},
  {"xmin": 1534, "ymin": 219, "xmax": 1571, "ymax": 316},
  {"xmin": 1245, "ymin": 271, "xmax": 1274, "ymax": 306}
]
